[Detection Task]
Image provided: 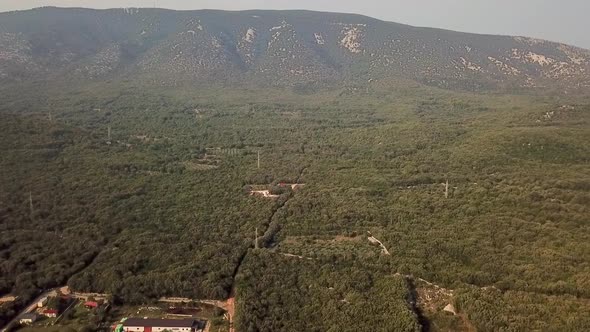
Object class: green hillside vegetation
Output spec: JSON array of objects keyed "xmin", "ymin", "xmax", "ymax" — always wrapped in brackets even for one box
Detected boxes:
[
  {"xmin": 236, "ymin": 251, "xmax": 421, "ymax": 332},
  {"xmin": 1, "ymin": 79, "xmax": 589, "ymax": 331},
  {"xmin": 456, "ymin": 287, "xmax": 590, "ymax": 331}
]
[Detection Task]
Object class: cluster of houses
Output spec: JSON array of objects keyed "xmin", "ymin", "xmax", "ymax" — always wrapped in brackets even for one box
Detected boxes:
[
  {"xmin": 14, "ymin": 291, "xmax": 205, "ymax": 332},
  {"xmin": 18, "ymin": 296, "xmax": 102, "ymax": 326}
]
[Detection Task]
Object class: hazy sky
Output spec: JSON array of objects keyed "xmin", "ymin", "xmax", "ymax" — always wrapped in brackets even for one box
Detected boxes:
[{"xmin": 1, "ymin": 0, "xmax": 589, "ymax": 49}]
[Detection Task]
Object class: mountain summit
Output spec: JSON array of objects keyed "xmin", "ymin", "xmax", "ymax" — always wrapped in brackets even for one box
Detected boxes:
[{"xmin": 1, "ymin": 7, "xmax": 589, "ymax": 91}]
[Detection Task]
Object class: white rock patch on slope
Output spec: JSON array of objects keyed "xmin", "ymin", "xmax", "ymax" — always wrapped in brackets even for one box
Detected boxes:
[
  {"xmin": 568, "ymin": 55, "xmax": 585, "ymax": 65},
  {"xmin": 340, "ymin": 26, "xmax": 363, "ymax": 53},
  {"xmin": 443, "ymin": 304, "xmax": 457, "ymax": 315},
  {"xmin": 511, "ymin": 49, "xmax": 522, "ymax": 59},
  {"xmin": 558, "ymin": 45, "xmax": 587, "ymax": 65},
  {"xmin": 525, "ymin": 52, "xmax": 555, "ymax": 66},
  {"xmin": 122, "ymin": 8, "xmax": 139, "ymax": 15},
  {"xmin": 460, "ymin": 57, "xmax": 482, "ymax": 72},
  {"xmin": 244, "ymin": 28, "xmax": 256, "ymax": 43},
  {"xmin": 238, "ymin": 28, "xmax": 257, "ymax": 61},
  {"xmin": 270, "ymin": 20, "xmax": 289, "ymax": 31},
  {"xmin": 314, "ymin": 33, "xmax": 325, "ymax": 45},
  {"xmin": 488, "ymin": 56, "xmax": 520, "ymax": 75},
  {"xmin": 547, "ymin": 61, "xmax": 582, "ymax": 79}
]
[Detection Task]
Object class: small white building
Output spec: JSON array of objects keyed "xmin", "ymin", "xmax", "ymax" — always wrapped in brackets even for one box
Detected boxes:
[
  {"xmin": 37, "ymin": 297, "xmax": 48, "ymax": 308},
  {"xmin": 19, "ymin": 313, "xmax": 39, "ymax": 325}
]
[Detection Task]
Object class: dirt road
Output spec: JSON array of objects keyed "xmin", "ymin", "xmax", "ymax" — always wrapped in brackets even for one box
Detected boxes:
[
  {"xmin": 367, "ymin": 232, "xmax": 391, "ymax": 255},
  {"xmin": 226, "ymin": 296, "xmax": 235, "ymax": 332}
]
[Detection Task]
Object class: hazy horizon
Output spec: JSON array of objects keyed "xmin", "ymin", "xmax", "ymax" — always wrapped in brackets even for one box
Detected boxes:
[{"xmin": 1, "ymin": 0, "xmax": 589, "ymax": 49}]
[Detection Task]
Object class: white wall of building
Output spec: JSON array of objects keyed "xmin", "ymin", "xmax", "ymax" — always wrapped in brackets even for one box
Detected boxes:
[{"xmin": 125, "ymin": 327, "xmax": 193, "ymax": 332}]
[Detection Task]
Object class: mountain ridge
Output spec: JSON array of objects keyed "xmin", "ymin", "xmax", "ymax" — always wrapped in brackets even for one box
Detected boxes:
[
  {"xmin": 7, "ymin": 5, "xmax": 590, "ymax": 48},
  {"xmin": 0, "ymin": 7, "xmax": 589, "ymax": 92}
]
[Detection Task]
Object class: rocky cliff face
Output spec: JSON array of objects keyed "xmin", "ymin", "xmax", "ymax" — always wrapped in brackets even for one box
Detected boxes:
[{"xmin": 0, "ymin": 7, "xmax": 588, "ymax": 91}]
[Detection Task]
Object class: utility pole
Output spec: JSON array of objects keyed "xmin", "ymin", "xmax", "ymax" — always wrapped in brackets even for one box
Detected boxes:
[
  {"xmin": 255, "ymin": 227, "xmax": 259, "ymax": 249},
  {"xmin": 107, "ymin": 125, "xmax": 111, "ymax": 141},
  {"xmin": 257, "ymin": 150, "xmax": 260, "ymax": 169},
  {"xmin": 444, "ymin": 179, "xmax": 449, "ymax": 199},
  {"xmin": 29, "ymin": 192, "xmax": 34, "ymax": 215}
]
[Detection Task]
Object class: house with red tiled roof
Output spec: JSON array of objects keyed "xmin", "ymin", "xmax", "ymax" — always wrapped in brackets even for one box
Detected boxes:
[
  {"xmin": 84, "ymin": 301, "xmax": 99, "ymax": 309},
  {"xmin": 43, "ymin": 309, "xmax": 58, "ymax": 318}
]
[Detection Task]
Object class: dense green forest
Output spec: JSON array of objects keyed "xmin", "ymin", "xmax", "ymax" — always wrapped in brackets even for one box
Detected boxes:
[
  {"xmin": 1, "ymin": 81, "xmax": 589, "ymax": 331},
  {"xmin": 236, "ymin": 251, "xmax": 420, "ymax": 332}
]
